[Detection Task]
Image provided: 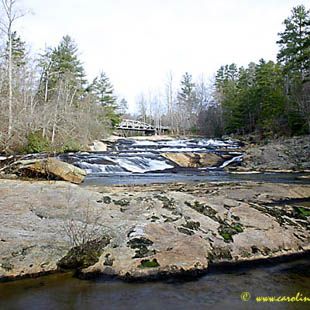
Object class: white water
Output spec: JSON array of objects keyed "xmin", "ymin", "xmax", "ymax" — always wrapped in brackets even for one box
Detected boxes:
[
  {"xmin": 61, "ymin": 138, "xmax": 243, "ymax": 175},
  {"xmin": 130, "ymin": 138, "xmax": 238, "ymax": 151},
  {"xmin": 220, "ymin": 155, "xmax": 244, "ymax": 168},
  {"xmin": 113, "ymin": 157, "xmax": 174, "ymax": 173},
  {"xmin": 77, "ymin": 162, "xmax": 127, "ymax": 174}
]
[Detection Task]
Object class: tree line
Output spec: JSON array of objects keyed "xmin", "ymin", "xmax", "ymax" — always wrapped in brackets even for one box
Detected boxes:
[
  {"xmin": 0, "ymin": 2, "xmax": 308, "ymax": 154},
  {"xmin": 0, "ymin": 0, "xmax": 125, "ymax": 153},
  {"xmin": 135, "ymin": 5, "xmax": 309, "ymax": 138},
  {"xmin": 216, "ymin": 4, "xmax": 309, "ymax": 137}
]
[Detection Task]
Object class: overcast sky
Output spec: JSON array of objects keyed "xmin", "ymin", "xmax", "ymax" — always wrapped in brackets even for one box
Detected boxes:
[{"xmin": 15, "ymin": 0, "xmax": 308, "ymax": 111}]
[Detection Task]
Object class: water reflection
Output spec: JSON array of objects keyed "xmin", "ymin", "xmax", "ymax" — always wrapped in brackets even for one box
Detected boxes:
[{"xmin": 0, "ymin": 258, "xmax": 309, "ymax": 310}]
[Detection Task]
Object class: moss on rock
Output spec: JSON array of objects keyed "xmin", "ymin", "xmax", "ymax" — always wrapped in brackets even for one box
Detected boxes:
[
  {"xmin": 57, "ymin": 236, "xmax": 110, "ymax": 270},
  {"xmin": 185, "ymin": 200, "xmax": 218, "ymax": 222},
  {"xmin": 218, "ymin": 222, "xmax": 244, "ymax": 243},
  {"xmin": 139, "ymin": 258, "xmax": 160, "ymax": 268},
  {"xmin": 177, "ymin": 227, "xmax": 195, "ymax": 236},
  {"xmin": 113, "ymin": 198, "xmax": 130, "ymax": 206},
  {"xmin": 127, "ymin": 237, "xmax": 156, "ymax": 258}
]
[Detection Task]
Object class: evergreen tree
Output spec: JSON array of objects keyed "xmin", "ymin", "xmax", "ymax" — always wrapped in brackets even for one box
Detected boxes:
[
  {"xmin": 5, "ymin": 31, "xmax": 26, "ymax": 67},
  {"xmin": 177, "ymin": 72, "xmax": 196, "ymax": 104},
  {"xmin": 215, "ymin": 64, "xmax": 241, "ymax": 133},
  {"xmin": 89, "ymin": 72, "xmax": 120, "ymax": 127},
  {"xmin": 90, "ymin": 72, "xmax": 116, "ymax": 107},
  {"xmin": 38, "ymin": 35, "xmax": 86, "ymax": 103},
  {"xmin": 277, "ymin": 5, "xmax": 310, "ymax": 80},
  {"xmin": 254, "ymin": 60, "xmax": 287, "ymax": 133},
  {"xmin": 277, "ymin": 5, "xmax": 310, "ymax": 133},
  {"xmin": 177, "ymin": 72, "xmax": 198, "ymax": 132},
  {"xmin": 215, "ymin": 61, "xmax": 287, "ymax": 135},
  {"xmin": 117, "ymin": 98, "xmax": 128, "ymax": 115}
]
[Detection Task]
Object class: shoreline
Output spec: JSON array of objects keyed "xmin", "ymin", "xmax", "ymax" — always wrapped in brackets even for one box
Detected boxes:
[{"xmin": 1, "ymin": 249, "xmax": 309, "ymax": 284}]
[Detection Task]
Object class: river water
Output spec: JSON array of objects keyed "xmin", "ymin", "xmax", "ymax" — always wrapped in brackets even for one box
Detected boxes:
[
  {"xmin": 59, "ymin": 137, "xmax": 309, "ymax": 185},
  {"xmin": 0, "ymin": 257, "xmax": 309, "ymax": 310}
]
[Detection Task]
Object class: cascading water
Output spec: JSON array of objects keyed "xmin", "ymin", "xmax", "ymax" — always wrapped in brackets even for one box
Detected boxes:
[{"xmin": 59, "ymin": 138, "xmax": 243, "ymax": 178}]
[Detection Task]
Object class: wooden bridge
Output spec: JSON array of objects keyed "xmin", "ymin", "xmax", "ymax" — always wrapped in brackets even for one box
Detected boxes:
[{"xmin": 116, "ymin": 119, "xmax": 170, "ymax": 136}]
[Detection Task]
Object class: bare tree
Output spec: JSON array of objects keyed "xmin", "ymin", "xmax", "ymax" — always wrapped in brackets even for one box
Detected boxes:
[
  {"xmin": 136, "ymin": 93, "xmax": 148, "ymax": 123},
  {"xmin": 0, "ymin": 0, "xmax": 25, "ymax": 140},
  {"xmin": 165, "ymin": 71, "xmax": 177, "ymax": 133}
]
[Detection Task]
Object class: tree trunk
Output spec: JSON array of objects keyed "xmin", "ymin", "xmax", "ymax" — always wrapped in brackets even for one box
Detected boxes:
[{"xmin": 7, "ymin": 16, "xmax": 13, "ymax": 137}]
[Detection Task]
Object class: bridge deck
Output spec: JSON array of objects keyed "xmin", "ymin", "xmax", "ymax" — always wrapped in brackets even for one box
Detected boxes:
[{"xmin": 116, "ymin": 119, "xmax": 169, "ymax": 132}]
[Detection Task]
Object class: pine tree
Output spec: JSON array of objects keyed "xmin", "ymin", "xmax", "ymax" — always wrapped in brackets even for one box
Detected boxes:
[
  {"xmin": 177, "ymin": 72, "xmax": 196, "ymax": 104},
  {"xmin": 277, "ymin": 5, "xmax": 310, "ymax": 133},
  {"xmin": 254, "ymin": 60, "xmax": 287, "ymax": 133},
  {"xmin": 215, "ymin": 64, "xmax": 241, "ymax": 133},
  {"xmin": 90, "ymin": 72, "xmax": 116, "ymax": 107},
  {"xmin": 38, "ymin": 35, "xmax": 86, "ymax": 103},
  {"xmin": 117, "ymin": 98, "xmax": 128, "ymax": 115},
  {"xmin": 177, "ymin": 72, "xmax": 198, "ymax": 132},
  {"xmin": 4, "ymin": 31, "xmax": 26, "ymax": 67},
  {"xmin": 277, "ymin": 5, "xmax": 310, "ymax": 81},
  {"xmin": 89, "ymin": 72, "xmax": 120, "ymax": 127}
]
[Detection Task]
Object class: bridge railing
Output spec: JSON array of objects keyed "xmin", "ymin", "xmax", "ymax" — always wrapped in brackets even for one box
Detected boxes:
[{"xmin": 116, "ymin": 119, "xmax": 169, "ymax": 132}]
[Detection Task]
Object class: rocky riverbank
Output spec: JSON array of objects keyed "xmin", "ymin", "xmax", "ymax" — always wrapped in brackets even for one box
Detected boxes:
[
  {"xmin": 0, "ymin": 179, "xmax": 309, "ymax": 282},
  {"xmin": 229, "ymin": 135, "xmax": 310, "ymax": 172}
]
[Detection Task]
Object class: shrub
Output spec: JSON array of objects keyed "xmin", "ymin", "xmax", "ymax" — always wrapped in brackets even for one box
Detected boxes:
[{"xmin": 25, "ymin": 131, "xmax": 50, "ymax": 153}]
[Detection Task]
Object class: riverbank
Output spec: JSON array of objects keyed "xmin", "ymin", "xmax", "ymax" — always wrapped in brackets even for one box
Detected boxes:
[
  {"xmin": 1, "ymin": 179, "xmax": 309, "ymax": 282},
  {"xmin": 228, "ymin": 135, "xmax": 310, "ymax": 172}
]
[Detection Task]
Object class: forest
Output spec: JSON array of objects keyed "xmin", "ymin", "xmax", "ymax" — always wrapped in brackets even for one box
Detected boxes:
[{"xmin": 0, "ymin": 2, "xmax": 309, "ymax": 153}]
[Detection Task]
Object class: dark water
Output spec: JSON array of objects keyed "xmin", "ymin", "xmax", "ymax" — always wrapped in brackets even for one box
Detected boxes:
[
  {"xmin": 83, "ymin": 170, "xmax": 310, "ymax": 186},
  {"xmin": 0, "ymin": 258, "xmax": 309, "ymax": 310}
]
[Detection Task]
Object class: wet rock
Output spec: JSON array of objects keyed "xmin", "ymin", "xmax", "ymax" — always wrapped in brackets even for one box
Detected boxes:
[{"xmin": 161, "ymin": 152, "xmax": 223, "ymax": 168}]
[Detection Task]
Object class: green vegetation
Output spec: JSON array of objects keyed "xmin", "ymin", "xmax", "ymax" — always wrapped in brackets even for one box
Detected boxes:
[
  {"xmin": 185, "ymin": 200, "xmax": 218, "ymax": 222},
  {"xmin": 136, "ymin": 5, "xmax": 309, "ymax": 138},
  {"xmin": 25, "ymin": 131, "xmax": 50, "ymax": 153},
  {"xmin": 218, "ymin": 223, "xmax": 244, "ymax": 243},
  {"xmin": 138, "ymin": 259, "xmax": 160, "ymax": 268},
  {"xmin": 215, "ymin": 5, "xmax": 310, "ymax": 137},
  {"xmin": 294, "ymin": 206, "xmax": 310, "ymax": 218}
]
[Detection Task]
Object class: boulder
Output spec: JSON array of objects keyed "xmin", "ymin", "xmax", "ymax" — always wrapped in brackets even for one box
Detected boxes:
[
  {"xmin": 161, "ymin": 152, "xmax": 224, "ymax": 168},
  {"xmin": 89, "ymin": 140, "xmax": 108, "ymax": 152},
  {"xmin": 4, "ymin": 158, "xmax": 86, "ymax": 184}
]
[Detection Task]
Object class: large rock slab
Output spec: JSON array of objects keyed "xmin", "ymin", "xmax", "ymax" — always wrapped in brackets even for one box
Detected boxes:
[
  {"xmin": 161, "ymin": 152, "xmax": 225, "ymax": 167},
  {"xmin": 0, "ymin": 180, "xmax": 309, "ymax": 281},
  {"xmin": 2, "ymin": 158, "xmax": 86, "ymax": 184}
]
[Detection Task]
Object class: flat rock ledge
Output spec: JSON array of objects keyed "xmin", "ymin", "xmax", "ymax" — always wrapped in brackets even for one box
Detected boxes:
[{"xmin": 0, "ymin": 180, "xmax": 309, "ymax": 282}]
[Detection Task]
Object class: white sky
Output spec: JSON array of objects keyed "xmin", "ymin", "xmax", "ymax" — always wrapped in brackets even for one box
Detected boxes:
[{"xmin": 14, "ymin": 0, "xmax": 308, "ymax": 112}]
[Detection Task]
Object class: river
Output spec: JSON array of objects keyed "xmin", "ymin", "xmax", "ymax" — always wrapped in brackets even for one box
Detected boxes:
[
  {"xmin": 58, "ymin": 137, "xmax": 309, "ymax": 185},
  {"xmin": 0, "ymin": 257, "xmax": 309, "ymax": 309}
]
